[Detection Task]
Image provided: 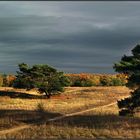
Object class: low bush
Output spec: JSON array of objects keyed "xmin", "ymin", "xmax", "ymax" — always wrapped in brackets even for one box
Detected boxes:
[
  {"xmin": 72, "ymin": 78, "xmax": 93, "ymax": 87},
  {"xmin": 2, "ymin": 74, "xmax": 16, "ymax": 87},
  {"xmin": 100, "ymin": 75, "xmax": 126, "ymax": 86},
  {"xmin": 36, "ymin": 102, "xmax": 46, "ymax": 113}
]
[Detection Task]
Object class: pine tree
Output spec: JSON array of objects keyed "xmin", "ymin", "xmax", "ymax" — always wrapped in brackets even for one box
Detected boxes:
[
  {"xmin": 114, "ymin": 44, "xmax": 140, "ymax": 116},
  {"xmin": 13, "ymin": 63, "xmax": 70, "ymax": 98}
]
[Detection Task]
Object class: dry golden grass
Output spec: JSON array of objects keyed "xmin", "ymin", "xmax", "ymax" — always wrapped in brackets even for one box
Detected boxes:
[
  {"xmin": 0, "ymin": 86, "xmax": 139, "ymax": 139},
  {"xmin": 0, "ymin": 86, "xmax": 130, "ymax": 113}
]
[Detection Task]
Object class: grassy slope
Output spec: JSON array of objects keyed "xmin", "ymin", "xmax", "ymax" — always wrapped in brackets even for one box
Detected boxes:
[{"xmin": 0, "ymin": 86, "xmax": 140, "ymax": 139}]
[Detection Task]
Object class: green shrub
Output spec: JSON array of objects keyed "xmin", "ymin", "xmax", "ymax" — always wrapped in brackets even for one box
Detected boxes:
[
  {"xmin": 100, "ymin": 76, "xmax": 126, "ymax": 86},
  {"xmin": 100, "ymin": 76, "xmax": 111, "ymax": 86},
  {"xmin": 73, "ymin": 78, "xmax": 93, "ymax": 87},
  {"xmin": 110, "ymin": 78, "xmax": 125, "ymax": 86}
]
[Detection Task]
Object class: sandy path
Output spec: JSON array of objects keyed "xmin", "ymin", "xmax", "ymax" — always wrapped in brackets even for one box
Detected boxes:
[
  {"xmin": 0, "ymin": 125, "xmax": 30, "ymax": 135},
  {"xmin": 47, "ymin": 102, "xmax": 116, "ymax": 122}
]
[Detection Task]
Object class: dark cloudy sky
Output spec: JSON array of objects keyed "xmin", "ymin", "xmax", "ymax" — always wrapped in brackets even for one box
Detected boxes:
[{"xmin": 0, "ymin": 2, "xmax": 140, "ymax": 74}]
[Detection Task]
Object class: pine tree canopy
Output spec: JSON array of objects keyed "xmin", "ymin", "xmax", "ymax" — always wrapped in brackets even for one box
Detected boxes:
[{"xmin": 114, "ymin": 44, "xmax": 140, "ymax": 116}]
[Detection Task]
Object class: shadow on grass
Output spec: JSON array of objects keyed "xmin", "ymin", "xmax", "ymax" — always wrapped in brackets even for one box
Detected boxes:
[
  {"xmin": 0, "ymin": 91, "xmax": 48, "ymax": 99},
  {"xmin": 0, "ymin": 107, "xmax": 140, "ymax": 130},
  {"xmin": 47, "ymin": 113, "xmax": 140, "ymax": 130},
  {"xmin": 0, "ymin": 109, "xmax": 62, "ymax": 125},
  {"xmin": 0, "ymin": 109, "xmax": 140, "ymax": 139}
]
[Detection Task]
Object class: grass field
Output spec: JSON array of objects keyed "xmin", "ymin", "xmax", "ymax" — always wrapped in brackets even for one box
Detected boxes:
[{"xmin": 0, "ymin": 86, "xmax": 139, "ymax": 139}]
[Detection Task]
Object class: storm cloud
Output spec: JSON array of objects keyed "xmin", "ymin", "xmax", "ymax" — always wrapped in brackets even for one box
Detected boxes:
[{"xmin": 0, "ymin": 1, "xmax": 140, "ymax": 74}]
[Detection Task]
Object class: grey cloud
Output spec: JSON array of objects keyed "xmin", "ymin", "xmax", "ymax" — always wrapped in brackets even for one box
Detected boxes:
[{"xmin": 0, "ymin": 2, "xmax": 140, "ymax": 74}]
